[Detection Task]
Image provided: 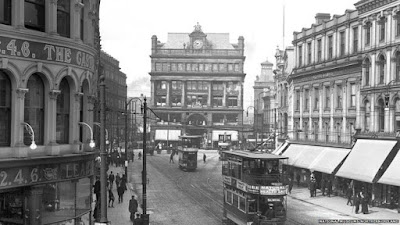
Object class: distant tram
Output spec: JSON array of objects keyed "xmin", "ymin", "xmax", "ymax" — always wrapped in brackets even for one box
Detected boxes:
[
  {"xmin": 177, "ymin": 135, "xmax": 201, "ymax": 171},
  {"xmin": 222, "ymin": 150, "xmax": 288, "ymax": 225}
]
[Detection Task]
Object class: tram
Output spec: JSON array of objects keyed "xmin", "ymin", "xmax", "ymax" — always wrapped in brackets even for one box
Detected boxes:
[
  {"xmin": 177, "ymin": 135, "xmax": 202, "ymax": 171},
  {"xmin": 222, "ymin": 150, "xmax": 288, "ymax": 225}
]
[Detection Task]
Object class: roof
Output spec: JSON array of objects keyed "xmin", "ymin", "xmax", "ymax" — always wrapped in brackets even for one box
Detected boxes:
[
  {"xmin": 261, "ymin": 59, "xmax": 273, "ymax": 66},
  {"xmin": 162, "ymin": 33, "xmax": 235, "ymax": 49},
  {"xmin": 224, "ymin": 150, "xmax": 288, "ymax": 160},
  {"xmin": 179, "ymin": 135, "xmax": 203, "ymax": 139}
]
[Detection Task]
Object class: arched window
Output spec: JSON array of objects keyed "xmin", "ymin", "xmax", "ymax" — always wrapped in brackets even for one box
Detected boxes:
[
  {"xmin": 378, "ymin": 55, "xmax": 385, "ymax": 84},
  {"xmin": 0, "ymin": 70, "xmax": 11, "ymax": 146},
  {"xmin": 396, "ymin": 52, "xmax": 400, "ymax": 81},
  {"xmin": 365, "ymin": 101, "xmax": 371, "ymax": 131},
  {"xmin": 24, "ymin": 73, "xmax": 44, "ymax": 145},
  {"xmin": 378, "ymin": 99, "xmax": 385, "ymax": 132},
  {"xmin": 56, "ymin": 78, "xmax": 70, "ymax": 144},
  {"xmin": 364, "ymin": 59, "xmax": 370, "ymax": 86}
]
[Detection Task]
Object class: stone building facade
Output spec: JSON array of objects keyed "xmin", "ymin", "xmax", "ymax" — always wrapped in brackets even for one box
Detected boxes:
[
  {"xmin": 0, "ymin": 0, "xmax": 101, "ymax": 224},
  {"xmin": 149, "ymin": 24, "xmax": 246, "ymax": 149}
]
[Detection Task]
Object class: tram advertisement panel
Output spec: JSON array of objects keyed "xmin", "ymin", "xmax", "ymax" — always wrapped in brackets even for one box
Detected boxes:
[{"xmin": 260, "ymin": 186, "xmax": 287, "ymax": 195}]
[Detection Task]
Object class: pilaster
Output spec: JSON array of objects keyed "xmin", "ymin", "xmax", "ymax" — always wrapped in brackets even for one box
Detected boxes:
[
  {"xmin": 73, "ymin": 1, "xmax": 84, "ymax": 41},
  {"xmin": 46, "ymin": 90, "xmax": 61, "ymax": 155},
  {"xmin": 12, "ymin": 0, "xmax": 24, "ymax": 29},
  {"xmin": 46, "ymin": 0, "xmax": 58, "ymax": 35},
  {"xmin": 14, "ymin": 88, "xmax": 29, "ymax": 158}
]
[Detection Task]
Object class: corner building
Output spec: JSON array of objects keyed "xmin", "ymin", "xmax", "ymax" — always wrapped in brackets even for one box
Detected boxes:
[
  {"xmin": 0, "ymin": 0, "xmax": 100, "ymax": 224},
  {"xmin": 149, "ymin": 24, "xmax": 246, "ymax": 149}
]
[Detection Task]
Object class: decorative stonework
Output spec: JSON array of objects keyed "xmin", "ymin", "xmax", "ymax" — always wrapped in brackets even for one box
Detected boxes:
[
  {"xmin": 16, "ymin": 88, "xmax": 29, "ymax": 99},
  {"xmin": 88, "ymin": 95, "xmax": 97, "ymax": 104},
  {"xmin": 49, "ymin": 90, "xmax": 61, "ymax": 100},
  {"xmin": 74, "ymin": 92, "xmax": 84, "ymax": 102},
  {"xmin": 49, "ymin": 0, "xmax": 58, "ymax": 5}
]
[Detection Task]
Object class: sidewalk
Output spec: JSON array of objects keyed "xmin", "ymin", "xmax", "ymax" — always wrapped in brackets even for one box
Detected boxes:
[{"xmin": 289, "ymin": 185, "xmax": 400, "ymax": 220}]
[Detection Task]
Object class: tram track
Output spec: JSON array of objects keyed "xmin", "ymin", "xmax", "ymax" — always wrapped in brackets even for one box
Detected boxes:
[{"xmin": 286, "ymin": 216, "xmax": 308, "ymax": 225}]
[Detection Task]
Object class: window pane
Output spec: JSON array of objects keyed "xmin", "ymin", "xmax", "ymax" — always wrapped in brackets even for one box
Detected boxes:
[
  {"xmin": 25, "ymin": 0, "xmax": 45, "ymax": 32},
  {"xmin": 57, "ymin": 0, "xmax": 70, "ymax": 37},
  {"xmin": 76, "ymin": 178, "xmax": 91, "ymax": 215},
  {"xmin": 56, "ymin": 79, "xmax": 70, "ymax": 144},
  {"xmin": 0, "ymin": 71, "xmax": 11, "ymax": 146},
  {"xmin": 0, "ymin": 0, "xmax": 11, "ymax": 25}
]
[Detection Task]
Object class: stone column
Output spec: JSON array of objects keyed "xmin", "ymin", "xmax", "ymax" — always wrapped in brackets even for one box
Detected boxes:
[
  {"xmin": 207, "ymin": 82, "xmax": 212, "ymax": 107},
  {"xmin": 72, "ymin": 1, "xmax": 84, "ymax": 41},
  {"xmin": 46, "ymin": 0, "xmax": 58, "ymax": 34},
  {"xmin": 73, "ymin": 92, "xmax": 83, "ymax": 153},
  {"xmin": 166, "ymin": 81, "xmax": 170, "ymax": 107},
  {"xmin": 222, "ymin": 82, "xmax": 227, "ymax": 107},
  {"xmin": 14, "ymin": 88, "xmax": 29, "ymax": 158},
  {"xmin": 46, "ymin": 90, "xmax": 61, "ymax": 155},
  {"xmin": 12, "ymin": 0, "xmax": 24, "ymax": 29},
  {"xmin": 181, "ymin": 81, "xmax": 186, "ymax": 107},
  {"xmin": 389, "ymin": 105, "xmax": 395, "ymax": 133}
]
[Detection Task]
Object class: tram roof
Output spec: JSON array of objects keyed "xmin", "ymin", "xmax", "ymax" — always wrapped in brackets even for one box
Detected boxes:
[
  {"xmin": 224, "ymin": 150, "xmax": 288, "ymax": 160},
  {"xmin": 179, "ymin": 135, "xmax": 203, "ymax": 139}
]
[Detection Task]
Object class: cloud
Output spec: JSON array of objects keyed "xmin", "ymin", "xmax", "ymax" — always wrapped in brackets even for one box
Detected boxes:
[{"xmin": 127, "ymin": 77, "xmax": 151, "ymax": 97}]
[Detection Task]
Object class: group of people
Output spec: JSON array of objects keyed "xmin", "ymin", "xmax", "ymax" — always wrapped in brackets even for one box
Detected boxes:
[
  {"xmin": 107, "ymin": 171, "xmax": 127, "ymax": 207},
  {"xmin": 346, "ymin": 185, "xmax": 369, "ymax": 214}
]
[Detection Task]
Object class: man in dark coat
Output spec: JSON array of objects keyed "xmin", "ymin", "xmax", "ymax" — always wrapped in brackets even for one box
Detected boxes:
[
  {"xmin": 346, "ymin": 185, "xmax": 353, "ymax": 206},
  {"xmin": 108, "ymin": 171, "xmax": 115, "ymax": 190},
  {"xmin": 354, "ymin": 191, "xmax": 361, "ymax": 214},
  {"xmin": 320, "ymin": 178, "xmax": 326, "ymax": 196},
  {"xmin": 327, "ymin": 178, "xmax": 332, "ymax": 197},
  {"xmin": 93, "ymin": 177, "xmax": 101, "ymax": 202},
  {"xmin": 360, "ymin": 190, "xmax": 369, "ymax": 214},
  {"xmin": 129, "ymin": 196, "xmax": 139, "ymax": 222},
  {"xmin": 296, "ymin": 173, "xmax": 301, "ymax": 186},
  {"xmin": 309, "ymin": 176, "xmax": 316, "ymax": 197}
]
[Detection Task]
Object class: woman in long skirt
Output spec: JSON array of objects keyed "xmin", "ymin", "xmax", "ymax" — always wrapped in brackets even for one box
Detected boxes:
[{"xmin": 360, "ymin": 191, "xmax": 369, "ymax": 214}]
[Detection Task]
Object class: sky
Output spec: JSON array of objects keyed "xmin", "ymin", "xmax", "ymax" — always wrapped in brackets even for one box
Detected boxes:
[{"xmin": 99, "ymin": 0, "xmax": 357, "ymax": 107}]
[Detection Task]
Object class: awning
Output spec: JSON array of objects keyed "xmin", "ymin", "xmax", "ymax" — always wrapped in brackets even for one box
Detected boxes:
[
  {"xmin": 378, "ymin": 149, "xmax": 400, "ymax": 186},
  {"xmin": 155, "ymin": 129, "xmax": 181, "ymax": 141},
  {"xmin": 281, "ymin": 144, "xmax": 312, "ymax": 167},
  {"xmin": 335, "ymin": 139, "xmax": 397, "ymax": 183},
  {"xmin": 272, "ymin": 142, "xmax": 289, "ymax": 155},
  {"xmin": 308, "ymin": 147, "xmax": 351, "ymax": 174}
]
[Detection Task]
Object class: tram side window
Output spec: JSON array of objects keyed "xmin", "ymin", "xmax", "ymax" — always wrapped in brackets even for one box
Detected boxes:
[
  {"xmin": 222, "ymin": 161, "xmax": 229, "ymax": 176},
  {"xmin": 233, "ymin": 194, "xmax": 238, "ymax": 208},
  {"xmin": 248, "ymin": 199, "xmax": 257, "ymax": 213},
  {"xmin": 225, "ymin": 191, "xmax": 233, "ymax": 204},
  {"xmin": 229, "ymin": 163, "xmax": 242, "ymax": 180}
]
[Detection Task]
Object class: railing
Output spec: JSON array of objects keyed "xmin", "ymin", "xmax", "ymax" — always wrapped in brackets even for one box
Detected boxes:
[
  {"xmin": 289, "ymin": 130, "xmax": 353, "ymax": 147},
  {"xmin": 153, "ymin": 49, "xmax": 243, "ymax": 56}
]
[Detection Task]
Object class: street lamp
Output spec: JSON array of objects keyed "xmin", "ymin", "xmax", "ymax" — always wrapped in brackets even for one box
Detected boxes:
[
  {"xmin": 78, "ymin": 122, "xmax": 95, "ymax": 148},
  {"xmin": 125, "ymin": 97, "xmax": 143, "ymax": 182},
  {"xmin": 21, "ymin": 122, "xmax": 37, "ymax": 150},
  {"xmin": 94, "ymin": 122, "xmax": 109, "ymax": 145}
]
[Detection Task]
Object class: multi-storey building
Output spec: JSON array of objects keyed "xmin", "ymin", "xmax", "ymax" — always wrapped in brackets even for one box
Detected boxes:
[
  {"xmin": 252, "ymin": 60, "xmax": 276, "ymax": 150},
  {"xmin": 274, "ymin": 46, "xmax": 295, "ymax": 146},
  {"xmin": 149, "ymin": 23, "xmax": 246, "ymax": 149},
  {"xmin": 336, "ymin": 0, "xmax": 400, "ymax": 212},
  {"xmin": 0, "ymin": 0, "xmax": 100, "ymax": 224},
  {"xmin": 99, "ymin": 51, "xmax": 127, "ymax": 151}
]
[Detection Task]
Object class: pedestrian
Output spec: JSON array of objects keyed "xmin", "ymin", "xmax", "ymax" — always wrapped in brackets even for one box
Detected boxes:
[
  {"xmin": 131, "ymin": 151, "xmax": 134, "ymax": 162},
  {"xmin": 360, "ymin": 190, "xmax": 369, "ymax": 214},
  {"xmin": 108, "ymin": 188, "xmax": 115, "ymax": 207},
  {"xmin": 203, "ymin": 153, "xmax": 206, "ymax": 163},
  {"xmin": 129, "ymin": 196, "xmax": 139, "ymax": 222},
  {"xmin": 108, "ymin": 171, "xmax": 115, "ymax": 190},
  {"xmin": 346, "ymin": 185, "xmax": 353, "ymax": 206},
  {"xmin": 320, "ymin": 178, "xmax": 326, "ymax": 196},
  {"xmin": 169, "ymin": 153, "xmax": 174, "ymax": 163},
  {"xmin": 296, "ymin": 173, "xmax": 301, "ymax": 187},
  {"xmin": 93, "ymin": 177, "xmax": 101, "ymax": 202},
  {"xmin": 309, "ymin": 175, "xmax": 316, "ymax": 197},
  {"xmin": 288, "ymin": 177, "xmax": 293, "ymax": 194},
  {"xmin": 354, "ymin": 191, "xmax": 361, "ymax": 214},
  {"xmin": 117, "ymin": 181, "xmax": 124, "ymax": 203},
  {"xmin": 327, "ymin": 178, "xmax": 332, "ymax": 197},
  {"xmin": 116, "ymin": 173, "xmax": 121, "ymax": 186},
  {"xmin": 138, "ymin": 152, "xmax": 142, "ymax": 160}
]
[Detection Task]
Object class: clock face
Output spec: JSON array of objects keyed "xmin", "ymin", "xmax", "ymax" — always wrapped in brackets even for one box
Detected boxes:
[{"xmin": 193, "ymin": 40, "xmax": 203, "ymax": 49}]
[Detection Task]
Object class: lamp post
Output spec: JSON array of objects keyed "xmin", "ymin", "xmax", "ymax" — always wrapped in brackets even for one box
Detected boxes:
[
  {"xmin": 78, "ymin": 122, "xmax": 96, "ymax": 148},
  {"xmin": 142, "ymin": 97, "xmax": 149, "ymax": 224},
  {"xmin": 125, "ymin": 97, "xmax": 143, "ymax": 181},
  {"xmin": 21, "ymin": 122, "xmax": 37, "ymax": 150},
  {"xmin": 94, "ymin": 122, "xmax": 109, "ymax": 145},
  {"xmin": 244, "ymin": 106, "xmax": 255, "ymax": 150}
]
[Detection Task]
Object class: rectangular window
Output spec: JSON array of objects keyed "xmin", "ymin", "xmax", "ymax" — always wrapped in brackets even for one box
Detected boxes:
[
  {"xmin": 219, "ymin": 63, "xmax": 226, "ymax": 71},
  {"xmin": 25, "ymin": 0, "xmax": 45, "ymax": 32},
  {"xmin": 172, "ymin": 81, "xmax": 182, "ymax": 90},
  {"xmin": 317, "ymin": 39, "xmax": 322, "ymax": 62},
  {"xmin": 304, "ymin": 89, "xmax": 309, "ymax": 111},
  {"xmin": 212, "ymin": 64, "xmax": 218, "ymax": 71},
  {"xmin": 171, "ymin": 96, "xmax": 182, "ymax": 107},
  {"xmin": 353, "ymin": 27, "xmax": 358, "ymax": 53},
  {"xmin": 212, "ymin": 96, "xmax": 223, "ymax": 107},
  {"xmin": 186, "ymin": 63, "xmax": 191, "ymax": 71},
  {"xmin": 314, "ymin": 88, "xmax": 319, "ymax": 110},
  {"xmin": 325, "ymin": 86, "xmax": 330, "ymax": 108},
  {"xmin": 213, "ymin": 114, "xmax": 224, "ymax": 125},
  {"xmin": 57, "ymin": 0, "xmax": 70, "ymax": 37},
  {"xmin": 227, "ymin": 97, "xmax": 238, "ymax": 107},
  {"xmin": 350, "ymin": 83, "xmax": 356, "ymax": 107},
  {"xmin": 298, "ymin": 45, "xmax": 303, "ymax": 66},
  {"xmin": 340, "ymin": 31, "xmax": 345, "ymax": 57},
  {"xmin": 0, "ymin": 0, "xmax": 11, "ymax": 25},
  {"xmin": 186, "ymin": 95, "xmax": 206, "ymax": 108},
  {"xmin": 328, "ymin": 35, "xmax": 333, "ymax": 59},
  {"xmin": 296, "ymin": 90, "xmax": 300, "ymax": 110},
  {"xmin": 365, "ymin": 25, "xmax": 371, "ymax": 45},
  {"xmin": 212, "ymin": 82, "xmax": 223, "ymax": 91},
  {"xmin": 307, "ymin": 42, "xmax": 312, "ymax": 64},
  {"xmin": 80, "ymin": 7, "xmax": 84, "ymax": 40},
  {"xmin": 337, "ymin": 85, "xmax": 342, "ymax": 108},
  {"xmin": 397, "ymin": 16, "xmax": 400, "ymax": 37},
  {"xmin": 160, "ymin": 81, "xmax": 167, "ymax": 90},
  {"xmin": 380, "ymin": 18, "xmax": 386, "ymax": 41}
]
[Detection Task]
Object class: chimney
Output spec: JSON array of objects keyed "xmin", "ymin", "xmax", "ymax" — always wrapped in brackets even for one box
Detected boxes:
[{"xmin": 315, "ymin": 13, "xmax": 331, "ymax": 25}]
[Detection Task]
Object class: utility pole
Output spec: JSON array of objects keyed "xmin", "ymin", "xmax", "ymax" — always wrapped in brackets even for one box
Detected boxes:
[{"xmin": 99, "ymin": 74, "xmax": 108, "ymax": 223}]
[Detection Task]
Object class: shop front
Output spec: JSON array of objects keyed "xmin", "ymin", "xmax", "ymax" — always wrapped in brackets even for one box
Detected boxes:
[
  {"xmin": 377, "ymin": 148, "xmax": 400, "ymax": 212},
  {"xmin": 0, "ymin": 154, "xmax": 95, "ymax": 225}
]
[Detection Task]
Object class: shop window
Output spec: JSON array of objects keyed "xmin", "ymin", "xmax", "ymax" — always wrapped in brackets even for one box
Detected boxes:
[
  {"xmin": 226, "ymin": 114, "xmax": 238, "ymax": 125},
  {"xmin": 156, "ymin": 95, "xmax": 166, "ymax": 106},
  {"xmin": 56, "ymin": 78, "xmax": 70, "ymax": 144},
  {"xmin": 0, "ymin": 190, "xmax": 24, "ymax": 223},
  {"xmin": 25, "ymin": 0, "xmax": 45, "ymax": 32},
  {"xmin": 212, "ymin": 96, "xmax": 223, "ymax": 107},
  {"xmin": 57, "ymin": 0, "xmax": 70, "ymax": 37},
  {"xmin": 0, "ymin": 71, "xmax": 11, "ymax": 146},
  {"xmin": 24, "ymin": 73, "xmax": 45, "ymax": 146},
  {"xmin": 0, "ymin": 0, "xmax": 11, "ymax": 25}
]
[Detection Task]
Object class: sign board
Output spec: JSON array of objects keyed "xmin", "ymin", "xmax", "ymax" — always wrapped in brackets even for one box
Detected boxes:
[
  {"xmin": 0, "ymin": 36, "xmax": 95, "ymax": 71},
  {"xmin": 259, "ymin": 186, "xmax": 287, "ymax": 195},
  {"xmin": 0, "ymin": 160, "xmax": 94, "ymax": 189}
]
